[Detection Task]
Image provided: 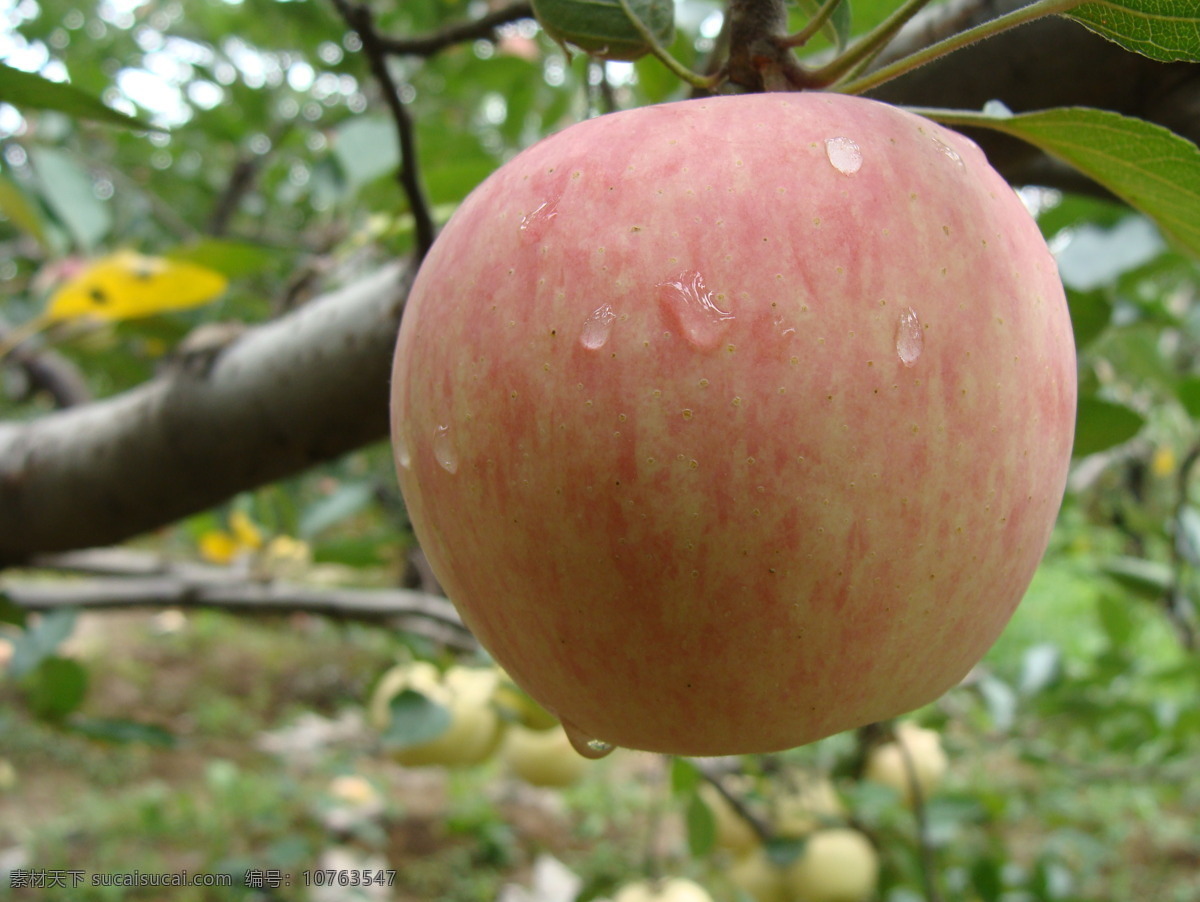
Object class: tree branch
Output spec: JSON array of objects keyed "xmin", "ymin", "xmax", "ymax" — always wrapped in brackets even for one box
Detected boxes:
[
  {"xmin": 333, "ymin": 1, "xmax": 436, "ymax": 259},
  {"xmin": 0, "ymin": 264, "xmax": 410, "ymax": 565},
  {"xmin": 373, "ymin": 2, "xmax": 534, "ymax": 57},
  {"xmin": 863, "ymin": 0, "xmax": 1200, "ymax": 195}
]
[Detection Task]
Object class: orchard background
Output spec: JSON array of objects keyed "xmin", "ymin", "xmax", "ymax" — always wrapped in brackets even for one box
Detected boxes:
[{"xmin": 0, "ymin": 0, "xmax": 1199, "ymax": 900}]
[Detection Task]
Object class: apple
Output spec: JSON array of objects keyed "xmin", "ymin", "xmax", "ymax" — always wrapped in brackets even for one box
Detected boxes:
[
  {"xmin": 773, "ymin": 776, "xmax": 845, "ymax": 837},
  {"xmin": 698, "ymin": 781, "xmax": 760, "ymax": 856},
  {"xmin": 613, "ymin": 877, "xmax": 714, "ymax": 902},
  {"xmin": 784, "ymin": 828, "xmax": 879, "ymax": 902},
  {"xmin": 502, "ymin": 723, "xmax": 592, "ymax": 787},
  {"xmin": 864, "ymin": 721, "xmax": 948, "ymax": 804},
  {"xmin": 368, "ymin": 661, "xmax": 504, "ymax": 767},
  {"xmin": 727, "ymin": 848, "xmax": 789, "ymax": 902},
  {"xmin": 390, "ymin": 91, "xmax": 1076, "ymax": 756}
]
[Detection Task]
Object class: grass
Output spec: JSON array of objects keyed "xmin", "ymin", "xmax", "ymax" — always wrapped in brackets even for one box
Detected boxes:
[{"xmin": 1, "ymin": 539, "xmax": 1198, "ymax": 901}]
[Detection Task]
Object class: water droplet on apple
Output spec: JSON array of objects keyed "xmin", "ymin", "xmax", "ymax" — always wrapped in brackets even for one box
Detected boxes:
[
  {"xmin": 396, "ymin": 436, "xmax": 412, "ymax": 470},
  {"xmin": 824, "ymin": 136, "xmax": 862, "ymax": 175},
  {"xmin": 657, "ymin": 270, "xmax": 734, "ymax": 350},
  {"xmin": 895, "ymin": 307, "xmax": 923, "ymax": 367},
  {"xmin": 518, "ymin": 198, "xmax": 559, "ymax": 243},
  {"xmin": 433, "ymin": 423, "xmax": 459, "ymax": 473},
  {"xmin": 561, "ymin": 721, "xmax": 616, "ymax": 759},
  {"xmin": 580, "ymin": 303, "xmax": 617, "ymax": 350},
  {"xmin": 930, "ymin": 134, "xmax": 965, "ymax": 169}
]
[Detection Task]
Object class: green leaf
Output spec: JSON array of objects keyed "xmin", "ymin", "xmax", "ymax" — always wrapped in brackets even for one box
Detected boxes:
[
  {"xmin": 298, "ymin": 481, "xmax": 376, "ymax": 539},
  {"xmin": 381, "ymin": 688, "xmax": 453, "ymax": 748},
  {"xmin": 764, "ymin": 834, "xmax": 807, "ymax": 867},
  {"xmin": 922, "ymin": 107, "xmax": 1200, "ymax": 257},
  {"xmin": 1100, "ymin": 556, "xmax": 1172, "ymax": 598},
  {"xmin": 1018, "ymin": 643, "xmax": 1062, "ymax": 696},
  {"xmin": 1066, "ymin": 288, "xmax": 1113, "ymax": 347},
  {"xmin": 1177, "ymin": 375, "xmax": 1200, "ymax": 418},
  {"xmin": 0, "ymin": 62, "xmax": 160, "ymax": 131},
  {"xmin": 1065, "ymin": 0, "xmax": 1200, "ymax": 63},
  {"xmin": 685, "ymin": 790, "xmax": 717, "ymax": 857},
  {"xmin": 22, "ymin": 655, "xmax": 87, "ymax": 720},
  {"xmin": 69, "ymin": 717, "xmax": 176, "ymax": 746},
  {"xmin": 167, "ymin": 238, "xmax": 281, "ymax": 279},
  {"xmin": 531, "ymin": 0, "xmax": 675, "ymax": 61},
  {"xmin": 0, "ymin": 594, "xmax": 26, "ymax": 628},
  {"xmin": 6, "ymin": 608, "xmax": 77, "ymax": 679},
  {"xmin": 1096, "ymin": 592, "xmax": 1139, "ymax": 645},
  {"xmin": 1073, "ymin": 396, "xmax": 1145, "ymax": 457},
  {"xmin": 670, "ymin": 756, "xmax": 701, "ymax": 793},
  {"xmin": 796, "ymin": 0, "xmax": 852, "ymax": 51},
  {"xmin": 30, "ymin": 146, "xmax": 113, "ymax": 252},
  {"xmin": 0, "ymin": 173, "xmax": 49, "ymax": 250}
]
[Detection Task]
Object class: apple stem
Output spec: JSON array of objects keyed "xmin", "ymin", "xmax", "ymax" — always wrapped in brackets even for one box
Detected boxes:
[{"xmin": 832, "ymin": 0, "xmax": 1089, "ymax": 95}]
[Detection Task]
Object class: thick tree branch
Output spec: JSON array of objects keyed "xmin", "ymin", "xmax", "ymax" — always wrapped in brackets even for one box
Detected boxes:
[
  {"xmin": 0, "ymin": 0, "xmax": 1197, "ymax": 563},
  {"xmin": 0, "ymin": 264, "xmax": 410, "ymax": 565},
  {"xmin": 863, "ymin": 0, "xmax": 1200, "ymax": 194}
]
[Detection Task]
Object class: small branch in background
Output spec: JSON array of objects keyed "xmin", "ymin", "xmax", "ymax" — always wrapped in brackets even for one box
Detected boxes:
[
  {"xmin": 333, "ymin": 0, "xmax": 436, "ymax": 260},
  {"xmin": 374, "ymin": 1, "xmax": 534, "ymax": 57},
  {"xmin": 894, "ymin": 730, "xmax": 944, "ymax": 902},
  {"xmin": 1166, "ymin": 445, "xmax": 1200, "ymax": 651},
  {"xmin": 208, "ymin": 122, "xmax": 294, "ymax": 238},
  {"xmin": 0, "ymin": 328, "xmax": 92, "ymax": 408},
  {"xmin": 7, "ymin": 547, "xmax": 476, "ymax": 652},
  {"xmin": 689, "ymin": 757, "xmax": 774, "ymax": 844}
]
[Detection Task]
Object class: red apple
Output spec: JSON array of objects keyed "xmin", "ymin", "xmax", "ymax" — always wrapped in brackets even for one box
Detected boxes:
[{"xmin": 390, "ymin": 92, "xmax": 1076, "ymax": 756}]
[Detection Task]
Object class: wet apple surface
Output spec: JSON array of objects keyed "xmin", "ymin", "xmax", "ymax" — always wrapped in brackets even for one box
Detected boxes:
[{"xmin": 391, "ymin": 92, "xmax": 1076, "ymax": 756}]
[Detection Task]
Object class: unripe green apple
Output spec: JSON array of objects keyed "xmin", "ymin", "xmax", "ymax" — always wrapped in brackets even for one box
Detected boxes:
[
  {"xmin": 369, "ymin": 662, "xmax": 504, "ymax": 767},
  {"xmin": 727, "ymin": 847, "xmax": 789, "ymax": 902},
  {"xmin": 613, "ymin": 877, "xmax": 714, "ymax": 902},
  {"xmin": 864, "ymin": 721, "xmax": 948, "ymax": 804},
  {"xmin": 390, "ymin": 92, "xmax": 1076, "ymax": 756},
  {"xmin": 785, "ymin": 828, "xmax": 878, "ymax": 902},
  {"xmin": 698, "ymin": 781, "xmax": 760, "ymax": 855},
  {"xmin": 773, "ymin": 776, "xmax": 845, "ymax": 837},
  {"xmin": 502, "ymin": 723, "xmax": 592, "ymax": 787}
]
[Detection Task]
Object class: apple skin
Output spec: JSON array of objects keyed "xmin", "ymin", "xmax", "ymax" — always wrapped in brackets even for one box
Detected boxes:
[{"xmin": 390, "ymin": 92, "xmax": 1076, "ymax": 756}]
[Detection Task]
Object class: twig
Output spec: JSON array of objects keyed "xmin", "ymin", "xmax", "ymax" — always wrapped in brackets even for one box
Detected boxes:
[
  {"xmin": 374, "ymin": 1, "xmax": 533, "ymax": 57},
  {"xmin": 1166, "ymin": 445, "xmax": 1200, "ymax": 650},
  {"xmin": 0, "ymin": 326, "xmax": 92, "ymax": 407},
  {"xmin": 689, "ymin": 757, "xmax": 774, "ymax": 844},
  {"xmin": 333, "ymin": 0, "xmax": 436, "ymax": 259},
  {"xmin": 4, "ymin": 558, "xmax": 476, "ymax": 651},
  {"xmin": 894, "ymin": 730, "xmax": 944, "ymax": 902}
]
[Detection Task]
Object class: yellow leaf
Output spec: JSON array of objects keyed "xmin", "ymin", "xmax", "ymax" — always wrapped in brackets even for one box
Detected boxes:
[
  {"xmin": 198, "ymin": 530, "xmax": 238, "ymax": 565},
  {"xmin": 45, "ymin": 250, "xmax": 228, "ymax": 322},
  {"xmin": 229, "ymin": 511, "xmax": 264, "ymax": 551}
]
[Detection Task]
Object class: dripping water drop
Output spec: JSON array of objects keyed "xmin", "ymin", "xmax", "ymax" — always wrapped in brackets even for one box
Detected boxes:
[{"xmin": 562, "ymin": 721, "xmax": 616, "ymax": 759}]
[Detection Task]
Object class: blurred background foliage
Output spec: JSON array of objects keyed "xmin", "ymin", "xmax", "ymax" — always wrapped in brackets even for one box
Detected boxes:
[{"xmin": 0, "ymin": 1, "xmax": 1199, "ymax": 901}]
